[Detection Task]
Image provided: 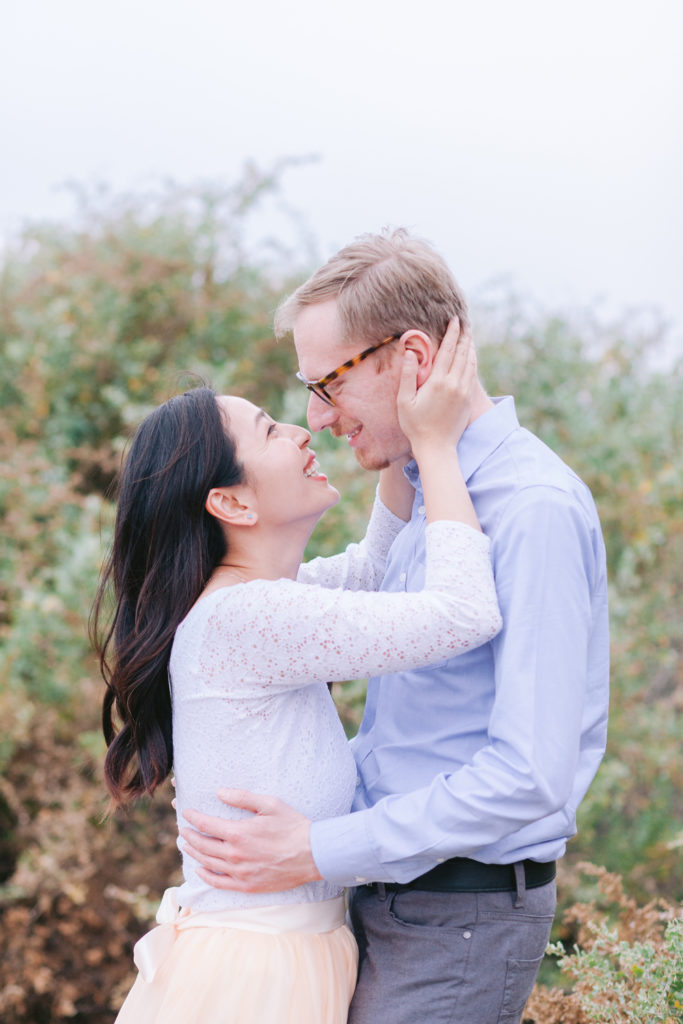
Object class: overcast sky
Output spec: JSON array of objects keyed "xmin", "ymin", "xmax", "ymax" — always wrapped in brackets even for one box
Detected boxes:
[{"xmin": 2, "ymin": 0, "xmax": 682, "ymax": 347}]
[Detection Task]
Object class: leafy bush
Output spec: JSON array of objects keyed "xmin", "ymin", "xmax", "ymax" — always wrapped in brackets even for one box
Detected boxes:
[
  {"xmin": 0, "ymin": 171, "xmax": 681, "ymax": 1020},
  {"xmin": 525, "ymin": 864, "xmax": 683, "ymax": 1023}
]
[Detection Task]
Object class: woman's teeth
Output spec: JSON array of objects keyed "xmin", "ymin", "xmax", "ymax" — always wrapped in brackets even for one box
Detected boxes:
[
  {"xmin": 304, "ymin": 459, "xmax": 321, "ymax": 478},
  {"xmin": 346, "ymin": 427, "xmax": 361, "ymax": 442}
]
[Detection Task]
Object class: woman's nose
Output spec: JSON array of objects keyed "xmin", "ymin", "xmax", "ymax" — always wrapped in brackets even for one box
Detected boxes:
[
  {"xmin": 281, "ymin": 421, "xmax": 312, "ymax": 446},
  {"xmin": 297, "ymin": 424, "xmax": 312, "ymax": 447}
]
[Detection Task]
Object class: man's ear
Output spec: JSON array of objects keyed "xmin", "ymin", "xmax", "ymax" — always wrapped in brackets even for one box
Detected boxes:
[
  {"xmin": 401, "ymin": 330, "xmax": 436, "ymax": 387},
  {"xmin": 205, "ymin": 487, "xmax": 258, "ymax": 526}
]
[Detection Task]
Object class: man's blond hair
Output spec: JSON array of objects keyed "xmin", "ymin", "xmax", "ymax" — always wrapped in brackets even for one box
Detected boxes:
[{"xmin": 274, "ymin": 228, "xmax": 469, "ymax": 347}]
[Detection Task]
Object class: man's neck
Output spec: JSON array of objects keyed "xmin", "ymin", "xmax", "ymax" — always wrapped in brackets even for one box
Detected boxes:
[{"xmin": 467, "ymin": 383, "xmax": 495, "ymax": 426}]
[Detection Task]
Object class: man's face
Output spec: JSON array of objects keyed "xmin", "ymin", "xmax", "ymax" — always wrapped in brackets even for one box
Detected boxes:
[{"xmin": 293, "ymin": 299, "xmax": 410, "ymax": 471}]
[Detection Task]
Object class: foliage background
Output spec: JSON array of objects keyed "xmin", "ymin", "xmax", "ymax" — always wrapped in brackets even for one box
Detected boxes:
[{"xmin": 0, "ymin": 168, "xmax": 681, "ymax": 1022}]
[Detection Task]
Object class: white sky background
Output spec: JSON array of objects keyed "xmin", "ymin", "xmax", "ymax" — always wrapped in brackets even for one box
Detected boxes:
[{"xmin": 2, "ymin": 0, "xmax": 682, "ymax": 350}]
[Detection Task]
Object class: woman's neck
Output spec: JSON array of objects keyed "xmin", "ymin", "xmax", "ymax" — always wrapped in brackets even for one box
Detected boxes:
[{"xmin": 218, "ymin": 521, "xmax": 315, "ymax": 583}]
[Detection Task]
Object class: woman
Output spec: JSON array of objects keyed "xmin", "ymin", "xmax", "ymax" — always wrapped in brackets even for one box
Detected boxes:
[{"xmin": 92, "ymin": 328, "xmax": 501, "ymax": 1024}]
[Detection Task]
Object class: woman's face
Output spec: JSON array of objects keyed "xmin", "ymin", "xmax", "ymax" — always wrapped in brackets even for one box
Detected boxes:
[{"xmin": 217, "ymin": 396, "xmax": 339, "ymax": 527}]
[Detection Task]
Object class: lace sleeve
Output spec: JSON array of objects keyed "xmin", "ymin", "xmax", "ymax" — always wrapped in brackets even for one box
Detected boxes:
[
  {"xmin": 196, "ymin": 521, "xmax": 502, "ymax": 693},
  {"xmin": 297, "ymin": 493, "xmax": 406, "ymax": 592}
]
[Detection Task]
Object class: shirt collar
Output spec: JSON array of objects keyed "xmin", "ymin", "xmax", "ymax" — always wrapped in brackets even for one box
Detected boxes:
[{"xmin": 404, "ymin": 396, "xmax": 520, "ymax": 492}]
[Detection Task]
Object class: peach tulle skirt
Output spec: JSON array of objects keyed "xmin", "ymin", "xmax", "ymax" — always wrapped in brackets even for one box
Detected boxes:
[{"xmin": 114, "ymin": 889, "xmax": 358, "ymax": 1024}]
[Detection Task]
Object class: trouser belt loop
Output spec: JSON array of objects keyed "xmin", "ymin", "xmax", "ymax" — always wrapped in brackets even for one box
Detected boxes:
[
  {"xmin": 375, "ymin": 882, "xmax": 387, "ymax": 902},
  {"xmin": 513, "ymin": 861, "xmax": 526, "ymax": 908}
]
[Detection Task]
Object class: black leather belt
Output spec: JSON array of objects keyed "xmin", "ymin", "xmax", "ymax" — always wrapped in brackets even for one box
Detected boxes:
[{"xmin": 371, "ymin": 857, "xmax": 556, "ymax": 894}]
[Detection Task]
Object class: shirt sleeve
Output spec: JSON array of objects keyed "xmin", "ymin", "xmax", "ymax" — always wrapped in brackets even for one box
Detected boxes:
[
  {"xmin": 197, "ymin": 521, "xmax": 502, "ymax": 694},
  {"xmin": 296, "ymin": 492, "xmax": 407, "ymax": 592},
  {"xmin": 310, "ymin": 486, "xmax": 608, "ymax": 884}
]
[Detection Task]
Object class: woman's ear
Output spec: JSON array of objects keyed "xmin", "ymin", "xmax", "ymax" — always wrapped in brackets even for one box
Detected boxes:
[
  {"xmin": 401, "ymin": 330, "xmax": 436, "ymax": 387},
  {"xmin": 205, "ymin": 487, "xmax": 258, "ymax": 526}
]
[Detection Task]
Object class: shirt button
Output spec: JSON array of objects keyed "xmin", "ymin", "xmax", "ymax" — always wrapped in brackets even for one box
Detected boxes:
[
  {"xmin": 356, "ymin": 877, "xmax": 367, "ymax": 884},
  {"xmin": 463, "ymin": 931, "xmax": 472, "ymax": 940},
  {"xmin": 417, "ymin": 505, "xmax": 425, "ymax": 515},
  {"xmin": 436, "ymin": 857, "xmax": 445, "ymax": 863},
  {"xmin": 399, "ymin": 572, "xmax": 407, "ymax": 583}
]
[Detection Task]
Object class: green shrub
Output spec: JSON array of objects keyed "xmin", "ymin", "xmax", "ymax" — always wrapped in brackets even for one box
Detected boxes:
[
  {"xmin": 0, "ymin": 171, "xmax": 681, "ymax": 1020},
  {"xmin": 527, "ymin": 864, "xmax": 683, "ymax": 1023}
]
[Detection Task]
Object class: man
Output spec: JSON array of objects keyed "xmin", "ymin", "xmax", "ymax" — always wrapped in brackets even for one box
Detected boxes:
[{"xmin": 182, "ymin": 229, "xmax": 610, "ymax": 1023}]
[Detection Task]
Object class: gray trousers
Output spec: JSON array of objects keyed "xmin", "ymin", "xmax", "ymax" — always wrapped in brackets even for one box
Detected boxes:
[{"xmin": 347, "ymin": 876, "xmax": 556, "ymax": 1024}]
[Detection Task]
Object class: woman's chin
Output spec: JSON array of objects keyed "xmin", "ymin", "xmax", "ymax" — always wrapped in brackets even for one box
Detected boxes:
[{"xmin": 313, "ymin": 486, "xmax": 341, "ymax": 521}]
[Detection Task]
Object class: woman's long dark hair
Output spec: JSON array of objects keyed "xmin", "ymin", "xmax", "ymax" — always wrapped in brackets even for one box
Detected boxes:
[{"xmin": 91, "ymin": 387, "xmax": 244, "ymax": 809}]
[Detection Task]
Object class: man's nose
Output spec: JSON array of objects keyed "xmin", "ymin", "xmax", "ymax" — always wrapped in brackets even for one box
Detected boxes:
[{"xmin": 306, "ymin": 392, "xmax": 339, "ymax": 433}]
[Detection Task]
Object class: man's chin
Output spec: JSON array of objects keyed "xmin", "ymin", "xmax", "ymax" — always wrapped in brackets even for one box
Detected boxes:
[{"xmin": 353, "ymin": 449, "xmax": 391, "ymax": 472}]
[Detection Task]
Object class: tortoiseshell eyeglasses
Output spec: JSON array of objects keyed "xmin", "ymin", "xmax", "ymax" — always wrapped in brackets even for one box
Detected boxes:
[{"xmin": 295, "ymin": 334, "xmax": 400, "ymax": 406}]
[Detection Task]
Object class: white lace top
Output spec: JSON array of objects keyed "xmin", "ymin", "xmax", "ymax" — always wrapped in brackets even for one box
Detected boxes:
[{"xmin": 171, "ymin": 498, "xmax": 501, "ymax": 911}]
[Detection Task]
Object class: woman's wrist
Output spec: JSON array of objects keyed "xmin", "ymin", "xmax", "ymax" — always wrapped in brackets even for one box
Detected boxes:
[
  {"xmin": 415, "ymin": 452, "xmax": 481, "ymax": 531},
  {"xmin": 411, "ymin": 440, "xmax": 461, "ymax": 470}
]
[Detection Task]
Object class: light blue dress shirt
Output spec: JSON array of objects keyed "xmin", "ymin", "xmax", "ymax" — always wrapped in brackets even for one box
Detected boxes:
[{"xmin": 310, "ymin": 397, "xmax": 610, "ymax": 885}]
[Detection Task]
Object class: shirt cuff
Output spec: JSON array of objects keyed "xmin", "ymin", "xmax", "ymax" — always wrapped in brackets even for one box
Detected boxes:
[
  {"xmin": 310, "ymin": 811, "xmax": 387, "ymax": 887},
  {"xmin": 367, "ymin": 489, "xmax": 410, "ymax": 542},
  {"xmin": 425, "ymin": 519, "xmax": 491, "ymax": 549}
]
